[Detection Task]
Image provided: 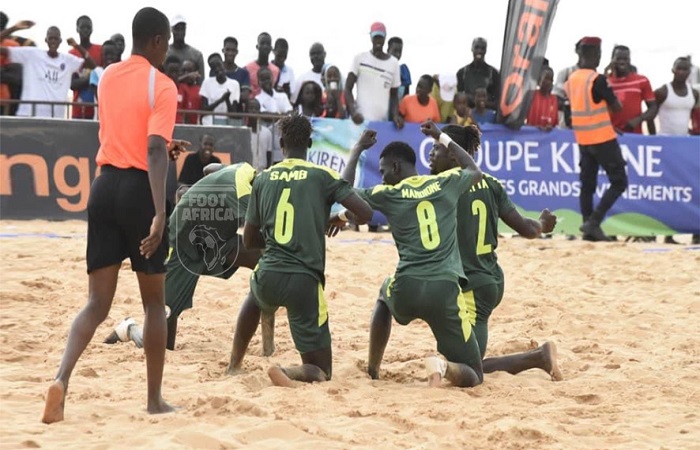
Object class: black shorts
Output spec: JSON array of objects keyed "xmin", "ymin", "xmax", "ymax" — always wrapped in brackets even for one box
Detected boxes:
[{"xmin": 86, "ymin": 165, "xmax": 168, "ymax": 274}]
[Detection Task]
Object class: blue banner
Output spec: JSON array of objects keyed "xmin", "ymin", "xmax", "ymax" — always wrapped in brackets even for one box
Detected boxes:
[{"xmin": 347, "ymin": 121, "xmax": 700, "ymax": 235}]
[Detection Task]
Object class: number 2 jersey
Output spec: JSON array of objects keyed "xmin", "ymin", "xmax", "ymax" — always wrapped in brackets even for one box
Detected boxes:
[
  {"xmin": 357, "ymin": 167, "xmax": 478, "ymax": 282},
  {"xmin": 457, "ymin": 173, "xmax": 516, "ymax": 289},
  {"xmin": 245, "ymin": 158, "xmax": 354, "ymax": 285}
]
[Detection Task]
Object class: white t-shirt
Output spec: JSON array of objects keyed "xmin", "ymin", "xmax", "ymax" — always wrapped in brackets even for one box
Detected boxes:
[
  {"xmin": 256, "ymin": 89, "xmax": 293, "ymax": 114},
  {"xmin": 276, "ymin": 65, "xmax": 295, "ymax": 94},
  {"xmin": 199, "ymin": 76, "xmax": 240, "ymax": 125},
  {"xmin": 8, "ymin": 47, "xmax": 84, "ymax": 118},
  {"xmin": 250, "ymin": 124, "xmax": 273, "ymax": 172},
  {"xmin": 349, "ymin": 52, "xmax": 400, "ymax": 122},
  {"xmin": 658, "ymin": 83, "xmax": 696, "ymax": 136},
  {"xmin": 290, "ymin": 68, "xmax": 325, "ymax": 104}
]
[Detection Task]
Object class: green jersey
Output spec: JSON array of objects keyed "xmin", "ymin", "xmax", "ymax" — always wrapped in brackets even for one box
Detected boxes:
[
  {"xmin": 246, "ymin": 158, "xmax": 353, "ymax": 284},
  {"xmin": 358, "ymin": 167, "xmax": 477, "ymax": 281},
  {"xmin": 170, "ymin": 162, "xmax": 255, "ymax": 262},
  {"xmin": 457, "ymin": 172, "xmax": 516, "ymax": 289}
]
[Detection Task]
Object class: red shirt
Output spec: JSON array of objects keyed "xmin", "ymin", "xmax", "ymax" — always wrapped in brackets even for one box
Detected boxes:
[
  {"xmin": 69, "ymin": 43, "xmax": 103, "ymax": 119},
  {"xmin": 526, "ymin": 90, "xmax": 558, "ymax": 127},
  {"xmin": 608, "ymin": 73, "xmax": 654, "ymax": 133},
  {"xmin": 178, "ymin": 83, "xmax": 201, "ymax": 124}
]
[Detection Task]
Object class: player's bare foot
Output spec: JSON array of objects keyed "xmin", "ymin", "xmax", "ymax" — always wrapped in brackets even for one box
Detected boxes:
[
  {"xmin": 267, "ymin": 366, "xmax": 296, "ymax": 388},
  {"xmin": 226, "ymin": 365, "xmax": 244, "ymax": 376},
  {"xmin": 542, "ymin": 342, "xmax": 563, "ymax": 381},
  {"xmin": 147, "ymin": 398, "xmax": 176, "ymax": 415},
  {"xmin": 425, "ymin": 356, "xmax": 447, "ymax": 388},
  {"xmin": 42, "ymin": 380, "xmax": 65, "ymax": 424},
  {"xmin": 368, "ymin": 366, "xmax": 380, "ymax": 380}
]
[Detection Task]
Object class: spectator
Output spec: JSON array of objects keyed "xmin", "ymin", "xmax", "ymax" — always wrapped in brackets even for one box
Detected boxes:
[
  {"xmin": 322, "ymin": 64, "xmax": 346, "ymax": 119},
  {"xmin": 526, "ymin": 66, "xmax": 558, "ymax": 130},
  {"xmin": 564, "ymin": 36, "xmax": 626, "ymax": 242},
  {"xmin": 221, "ymin": 36, "xmax": 250, "ymax": 89},
  {"xmin": 177, "ymin": 59, "xmax": 202, "ymax": 125},
  {"xmin": 652, "ymin": 56, "xmax": 700, "ymax": 245},
  {"xmin": 447, "ymin": 91, "xmax": 473, "ymax": 126},
  {"xmin": 345, "ymin": 22, "xmax": 401, "ymax": 127},
  {"xmin": 207, "ymin": 52, "xmax": 223, "ymax": 78},
  {"xmin": 69, "ymin": 15, "xmax": 102, "ymax": 119},
  {"xmin": 246, "ymin": 98, "xmax": 273, "ymax": 172},
  {"xmin": 200, "ymin": 54, "xmax": 240, "ymax": 125},
  {"xmin": 553, "ymin": 39, "xmax": 582, "ymax": 128},
  {"xmin": 256, "ymin": 66, "xmax": 292, "ymax": 165},
  {"xmin": 0, "ymin": 25, "xmax": 95, "ymax": 118},
  {"xmin": 0, "ymin": 14, "xmax": 35, "ymax": 116},
  {"xmin": 178, "ymin": 134, "xmax": 222, "ymax": 186},
  {"xmin": 167, "ymin": 15, "xmax": 204, "ymax": 85},
  {"xmin": 398, "ymin": 74, "xmax": 440, "ymax": 124},
  {"xmin": 109, "ymin": 33, "xmax": 125, "ymax": 61},
  {"xmin": 607, "ymin": 45, "xmax": 657, "ymax": 134},
  {"xmin": 272, "ymin": 38, "xmax": 294, "ymax": 99},
  {"xmin": 456, "ymin": 37, "xmax": 500, "ymax": 110},
  {"xmin": 388, "ymin": 36, "xmax": 411, "ymax": 98},
  {"xmin": 89, "ymin": 40, "xmax": 119, "ymax": 113},
  {"xmin": 290, "ymin": 42, "xmax": 327, "ymax": 104},
  {"xmin": 294, "ymin": 80, "xmax": 324, "ymax": 117},
  {"xmin": 470, "ymin": 87, "xmax": 496, "ymax": 124},
  {"xmin": 430, "ymin": 73, "xmax": 458, "ymax": 123},
  {"xmin": 245, "ymin": 32, "xmax": 279, "ymax": 98},
  {"xmin": 163, "ymin": 55, "xmax": 183, "ymax": 122}
]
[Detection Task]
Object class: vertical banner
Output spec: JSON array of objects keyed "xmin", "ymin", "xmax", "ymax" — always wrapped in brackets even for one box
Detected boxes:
[{"xmin": 498, "ymin": 0, "xmax": 559, "ymax": 129}]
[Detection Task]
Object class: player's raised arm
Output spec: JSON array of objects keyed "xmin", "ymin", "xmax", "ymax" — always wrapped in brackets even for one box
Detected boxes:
[
  {"xmin": 341, "ymin": 129, "xmax": 377, "ymax": 186},
  {"xmin": 420, "ymin": 120, "xmax": 482, "ymax": 184}
]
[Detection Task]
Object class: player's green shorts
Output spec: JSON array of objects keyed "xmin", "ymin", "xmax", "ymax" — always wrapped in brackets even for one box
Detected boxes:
[
  {"xmin": 164, "ymin": 238, "xmax": 240, "ymax": 318},
  {"xmin": 380, "ymin": 275, "xmax": 481, "ymax": 368},
  {"xmin": 461, "ymin": 282, "xmax": 504, "ymax": 358},
  {"xmin": 250, "ymin": 269, "xmax": 330, "ymax": 354}
]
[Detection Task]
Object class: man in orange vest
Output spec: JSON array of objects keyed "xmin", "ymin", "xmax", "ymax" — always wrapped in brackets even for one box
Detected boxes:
[{"xmin": 564, "ymin": 37, "xmax": 627, "ymax": 242}]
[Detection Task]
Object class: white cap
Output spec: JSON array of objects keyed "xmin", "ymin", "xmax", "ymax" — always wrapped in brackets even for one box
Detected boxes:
[
  {"xmin": 439, "ymin": 73, "xmax": 457, "ymax": 102},
  {"xmin": 170, "ymin": 14, "xmax": 186, "ymax": 26}
]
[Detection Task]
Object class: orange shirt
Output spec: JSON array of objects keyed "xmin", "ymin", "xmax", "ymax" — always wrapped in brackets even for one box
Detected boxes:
[
  {"xmin": 0, "ymin": 38, "xmax": 19, "ymax": 101},
  {"xmin": 398, "ymin": 95, "xmax": 441, "ymax": 123},
  {"xmin": 96, "ymin": 55, "xmax": 177, "ymax": 171}
]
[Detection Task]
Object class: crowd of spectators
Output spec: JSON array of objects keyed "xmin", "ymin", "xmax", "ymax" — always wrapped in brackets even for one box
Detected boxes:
[{"xmin": 2, "ymin": 11, "xmax": 699, "ymax": 137}]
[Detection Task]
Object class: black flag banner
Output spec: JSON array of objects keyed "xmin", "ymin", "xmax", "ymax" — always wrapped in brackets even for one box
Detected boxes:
[{"xmin": 497, "ymin": 0, "xmax": 559, "ymax": 129}]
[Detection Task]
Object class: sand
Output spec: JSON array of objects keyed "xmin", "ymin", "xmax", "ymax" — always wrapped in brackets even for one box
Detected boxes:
[{"xmin": 1, "ymin": 220, "xmax": 699, "ymax": 449}]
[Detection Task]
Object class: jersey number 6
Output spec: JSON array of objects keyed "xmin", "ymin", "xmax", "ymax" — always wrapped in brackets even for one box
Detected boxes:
[{"xmin": 274, "ymin": 188, "xmax": 295, "ymax": 244}]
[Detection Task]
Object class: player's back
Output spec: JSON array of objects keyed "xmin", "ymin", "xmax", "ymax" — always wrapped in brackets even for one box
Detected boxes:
[
  {"xmin": 171, "ymin": 162, "xmax": 255, "ymax": 261},
  {"xmin": 248, "ymin": 158, "xmax": 353, "ymax": 284},
  {"xmin": 456, "ymin": 172, "xmax": 515, "ymax": 289},
  {"xmin": 359, "ymin": 167, "xmax": 476, "ymax": 281}
]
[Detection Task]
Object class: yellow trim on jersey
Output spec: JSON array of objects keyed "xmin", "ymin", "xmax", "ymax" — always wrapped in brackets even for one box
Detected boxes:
[
  {"xmin": 456, "ymin": 290, "xmax": 474, "ymax": 340},
  {"xmin": 234, "ymin": 162, "xmax": 255, "ymax": 199},
  {"xmin": 317, "ymin": 282, "xmax": 328, "ymax": 326},
  {"xmin": 368, "ymin": 167, "xmax": 462, "ymax": 195},
  {"xmin": 271, "ymin": 158, "xmax": 341, "ymax": 179}
]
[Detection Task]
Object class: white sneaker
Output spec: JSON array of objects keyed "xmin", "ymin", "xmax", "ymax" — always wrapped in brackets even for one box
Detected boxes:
[
  {"xmin": 424, "ymin": 356, "xmax": 447, "ymax": 378},
  {"xmin": 114, "ymin": 318, "xmax": 137, "ymax": 343}
]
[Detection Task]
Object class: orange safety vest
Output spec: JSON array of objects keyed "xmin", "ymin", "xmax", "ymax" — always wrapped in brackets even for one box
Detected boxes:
[{"xmin": 564, "ymin": 69, "xmax": 617, "ymax": 145}]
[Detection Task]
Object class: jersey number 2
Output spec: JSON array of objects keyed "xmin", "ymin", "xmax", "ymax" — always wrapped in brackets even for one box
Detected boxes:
[
  {"xmin": 471, "ymin": 199, "xmax": 492, "ymax": 255},
  {"xmin": 274, "ymin": 188, "xmax": 294, "ymax": 244},
  {"xmin": 417, "ymin": 200, "xmax": 440, "ymax": 250}
]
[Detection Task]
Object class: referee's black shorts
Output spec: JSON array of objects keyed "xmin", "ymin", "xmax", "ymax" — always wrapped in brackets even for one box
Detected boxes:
[{"xmin": 86, "ymin": 165, "xmax": 168, "ymax": 274}]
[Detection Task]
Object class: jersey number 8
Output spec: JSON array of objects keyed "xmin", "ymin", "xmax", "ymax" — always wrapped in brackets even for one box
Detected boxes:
[{"xmin": 416, "ymin": 200, "xmax": 440, "ymax": 250}]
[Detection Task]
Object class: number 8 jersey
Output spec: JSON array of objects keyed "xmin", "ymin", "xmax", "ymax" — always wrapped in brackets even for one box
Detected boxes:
[
  {"xmin": 357, "ymin": 167, "xmax": 477, "ymax": 282},
  {"xmin": 246, "ymin": 158, "xmax": 354, "ymax": 285}
]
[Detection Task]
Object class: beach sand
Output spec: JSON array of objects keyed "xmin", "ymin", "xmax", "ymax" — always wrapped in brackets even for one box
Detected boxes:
[{"xmin": 1, "ymin": 220, "xmax": 699, "ymax": 449}]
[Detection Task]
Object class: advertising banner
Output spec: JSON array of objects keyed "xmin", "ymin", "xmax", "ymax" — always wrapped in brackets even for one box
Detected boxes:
[
  {"xmin": 498, "ymin": 0, "xmax": 560, "ymax": 128},
  {"xmin": 0, "ymin": 118, "xmax": 251, "ymax": 219}
]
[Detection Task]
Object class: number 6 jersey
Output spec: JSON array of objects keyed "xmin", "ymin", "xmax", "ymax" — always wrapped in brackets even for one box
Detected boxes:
[{"xmin": 246, "ymin": 158, "xmax": 354, "ymax": 285}]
